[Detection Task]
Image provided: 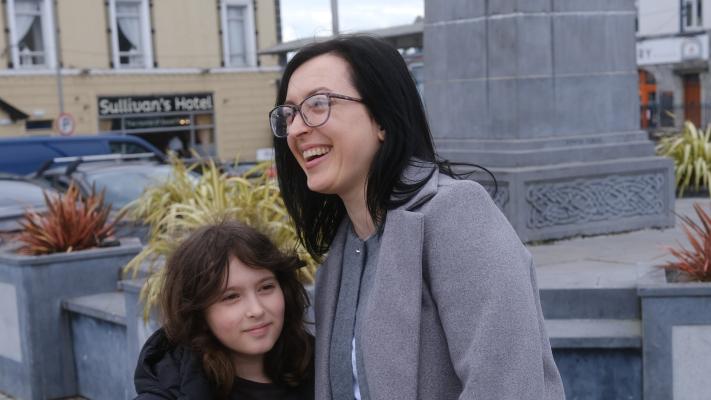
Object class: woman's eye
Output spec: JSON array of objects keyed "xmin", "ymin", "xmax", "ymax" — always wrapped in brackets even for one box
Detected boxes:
[
  {"xmin": 260, "ymin": 283, "xmax": 275, "ymax": 292},
  {"xmin": 306, "ymin": 96, "xmax": 329, "ymax": 110}
]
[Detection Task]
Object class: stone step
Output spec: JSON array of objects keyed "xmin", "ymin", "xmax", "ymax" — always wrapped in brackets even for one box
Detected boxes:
[
  {"xmin": 63, "ymin": 291, "xmax": 126, "ymax": 326},
  {"xmin": 546, "ymin": 318, "xmax": 642, "ymax": 349},
  {"xmin": 539, "ymin": 286, "xmax": 640, "ymax": 320},
  {"xmin": 535, "ymin": 261, "xmax": 651, "ymax": 320}
]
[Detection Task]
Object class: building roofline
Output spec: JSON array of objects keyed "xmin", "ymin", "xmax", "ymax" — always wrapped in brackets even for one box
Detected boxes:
[{"xmin": 259, "ymin": 21, "xmax": 424, "ymax": 56}]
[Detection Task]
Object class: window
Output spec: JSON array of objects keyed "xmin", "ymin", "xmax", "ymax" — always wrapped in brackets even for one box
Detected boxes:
[
  {"xmin": 221, "ymin": 0, "xmax": 257, "ymax": 67},
  {"xmin": 6, "ymin": 0, "xmax": 56, "ymax": 68},
  {"xmin": 108, "ymin": 0, "xmax": 153, "ymax": 68},
  {"xmin": 683, "ymin": 0, "xmax": 704, "ymax": 30}
]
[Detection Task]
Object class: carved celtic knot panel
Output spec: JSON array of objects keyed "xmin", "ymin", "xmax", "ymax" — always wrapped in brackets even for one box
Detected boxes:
[{"xmin": 526, "ymin": 174, "xmax": 665, "ymax": 229}]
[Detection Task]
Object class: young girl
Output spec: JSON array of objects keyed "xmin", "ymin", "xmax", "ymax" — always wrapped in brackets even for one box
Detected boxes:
[{"xmin": 133, "ymin": 221, "xmax": 314, "ymax": 399}]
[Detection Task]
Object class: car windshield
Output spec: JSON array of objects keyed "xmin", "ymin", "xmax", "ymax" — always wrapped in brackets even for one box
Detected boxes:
[
  {"xmin": 84, "ymin": 165, "xmax": 184, "ymax": 208},
  {"xmin": 0, "ymin": 180, "xmax": 49, "ymax": 210}
]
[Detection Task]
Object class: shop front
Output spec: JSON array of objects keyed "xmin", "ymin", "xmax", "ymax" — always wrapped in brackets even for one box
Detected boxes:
[{"xmin": 98, "ymin": 93, "xmax": 216, "ymax": 157}]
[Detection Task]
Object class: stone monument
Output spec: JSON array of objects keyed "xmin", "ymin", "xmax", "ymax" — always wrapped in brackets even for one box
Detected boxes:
[{"xmin": 423, "ymin": 0, "xmax": 674, "ymax": 241}]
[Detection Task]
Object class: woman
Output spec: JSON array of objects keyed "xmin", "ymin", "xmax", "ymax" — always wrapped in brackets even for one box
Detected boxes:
[
  {"xmin": 133, "ymin": 221, "xmax": 314, "ymax": 399},
  {"xmin": 269, "ymin": 36, "xmax": 564, "ymax": 399}
]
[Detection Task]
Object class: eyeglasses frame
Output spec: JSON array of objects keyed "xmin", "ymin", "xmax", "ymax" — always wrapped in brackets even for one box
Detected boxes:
[{"xmin": 269, "ymin": 92, "xmax": 363, "ymax": 138}]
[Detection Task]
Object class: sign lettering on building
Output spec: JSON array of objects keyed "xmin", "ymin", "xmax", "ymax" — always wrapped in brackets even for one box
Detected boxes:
[
  {"xmin": 637, "ymin": 33, "xmax": 709, "ymax": 66},
  {"xmin": 97, "ymin": 94, "xmax": 214, "ymax": 116}
]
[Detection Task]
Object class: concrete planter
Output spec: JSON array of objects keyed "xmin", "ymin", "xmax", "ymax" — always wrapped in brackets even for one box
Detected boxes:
[
  {"xmin": 0, "ymin": 239, "xmax": 141, "ymax": 400},
  {"xmin": 121, "ymin": 278, "xmax": 161, "ymax": 400},
  {"xmin": 638, "ymin": 268, "xmax": 711, "ymax": 400}
]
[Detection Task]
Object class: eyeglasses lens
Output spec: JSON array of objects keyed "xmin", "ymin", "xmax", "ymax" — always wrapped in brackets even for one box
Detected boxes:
[{"xmin": 270, "ymin": 107, "xmax": 293, "ymax": 138}]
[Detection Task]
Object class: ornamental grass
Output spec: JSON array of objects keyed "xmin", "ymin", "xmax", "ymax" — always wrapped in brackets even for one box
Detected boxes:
[{"xmin": 122, "ymin": 155, "xmax": 317, "ymax": 318}]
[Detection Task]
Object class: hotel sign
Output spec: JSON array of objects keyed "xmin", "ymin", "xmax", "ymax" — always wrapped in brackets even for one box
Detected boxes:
[
  {"xmin": 98, "ymin": 93, "xmax": 214, "ymax": 116},
  {"xmin": 637, "ymin": 33, "xmax": 709, "ymax": 66}
]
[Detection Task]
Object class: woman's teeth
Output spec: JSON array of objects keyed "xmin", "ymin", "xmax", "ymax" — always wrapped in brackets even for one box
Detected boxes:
[{"xmin": 303, "ymin": 146, "xmax": 331, "ymax": 161}]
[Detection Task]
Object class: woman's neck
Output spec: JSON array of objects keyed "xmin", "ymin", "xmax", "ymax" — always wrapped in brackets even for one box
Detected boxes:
[
  {"xmin": 341, "ymin": 187, "xmax": 376, "ymax": 240},
  {"xmin": 232, "ymin": 353, "xmax": 270, "ymax": 384}
]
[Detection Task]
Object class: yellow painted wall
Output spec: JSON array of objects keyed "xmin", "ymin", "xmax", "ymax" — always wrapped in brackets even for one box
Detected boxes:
[
  {"xmin": 0, "ymin": 4, "xmax": 9, "ymax": 69},
  {"xmin": 0, "ymin": 70, "xmax": 280, "ymax": 161},
  {"xmin": 153, "ymin": 0, "xmax": 221, "ymax": 68},
  {"xmin": 256, "ymin": 0, "xmax": 279, "ymax": 67},
  {"xmin": 58, "ymin": 0, "xmax": 110, "ymax": 68}
]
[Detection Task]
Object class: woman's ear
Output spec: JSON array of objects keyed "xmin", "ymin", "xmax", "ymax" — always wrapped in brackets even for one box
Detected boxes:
[{"xmin": 377, "ymin": 129, "xmax": 385, "ymax": 142}]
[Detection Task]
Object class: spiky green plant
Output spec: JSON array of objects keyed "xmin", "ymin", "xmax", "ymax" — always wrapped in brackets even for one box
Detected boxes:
[
  {"xmin": 123, "ymin": 155, "xmax": 317, "ymax": 318},
  {"xmin": 657, "ymin": 120, "xmax": 711, "ymax": 197}
]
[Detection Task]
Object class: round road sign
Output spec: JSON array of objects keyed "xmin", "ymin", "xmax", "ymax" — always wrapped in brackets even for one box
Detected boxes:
[{"xmin": 55, "ymin": 112, "xmax": 76, "ymax": 136}]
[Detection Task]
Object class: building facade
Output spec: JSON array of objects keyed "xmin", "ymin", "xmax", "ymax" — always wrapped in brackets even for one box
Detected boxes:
[
  {"xmin": 0, "ymin": 0, "xmax": 281, "ymax": 161},
  {"xmin": 637, "ymin": 0, "xmax": 711, "ymax": 130}
]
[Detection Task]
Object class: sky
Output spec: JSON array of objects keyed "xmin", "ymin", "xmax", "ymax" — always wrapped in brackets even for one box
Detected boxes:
[{"xmin": 280, "ymin": 0, "xmax": 424, "ymax": 41}]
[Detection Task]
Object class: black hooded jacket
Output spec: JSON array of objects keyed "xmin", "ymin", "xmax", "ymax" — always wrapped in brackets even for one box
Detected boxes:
[{"xmin": 134, "ymin": 329, "xmax": 314, "ymax": 400}]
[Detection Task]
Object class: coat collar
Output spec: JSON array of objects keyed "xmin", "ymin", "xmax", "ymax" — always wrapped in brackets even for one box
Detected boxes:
[{"xmin": 393, "ymin": 159, "xmax": 439, "ymax": 212}]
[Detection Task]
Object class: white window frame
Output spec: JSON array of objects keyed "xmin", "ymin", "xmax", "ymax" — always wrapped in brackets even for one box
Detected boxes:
[
  {"xmin": 108, "ymin": 0, "xmax": 154, "ymax": 69},
  {"xmin": 220, "ymin": 0, "xmax": 257, "ymax": 68},
  {"xmin": 6, "ymin": 0, "xmax": 57, "ymax": 69},
  {"xmin": 683, "ymin": 0, "xmax": 704, "ymax": 31}
]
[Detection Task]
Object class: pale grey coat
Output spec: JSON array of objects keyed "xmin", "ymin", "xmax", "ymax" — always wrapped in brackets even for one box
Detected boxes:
[{"xmin": 313, "ymin": 165, "xmax": 565, "ymax": 400}]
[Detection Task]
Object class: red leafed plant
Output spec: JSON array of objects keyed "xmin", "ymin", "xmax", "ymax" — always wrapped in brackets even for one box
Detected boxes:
[
  {"xmin": 663, "ymin": 202, "xmax": 711, "ymax": 282},
  {"xmin": 16, "ymin": 182, "xmax": 124, "ymax": 255}
]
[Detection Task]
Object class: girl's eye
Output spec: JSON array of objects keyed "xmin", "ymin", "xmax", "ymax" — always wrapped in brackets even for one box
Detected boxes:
[
  {"xmin": 222, "ymin": 293, "xmax": 239, "ymax": 301},
  {"xmin": 260, "ymin": 283, "xmax": 275, "ymax": 292}
]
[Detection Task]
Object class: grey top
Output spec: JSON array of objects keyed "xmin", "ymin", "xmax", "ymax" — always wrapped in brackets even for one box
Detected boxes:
[{"xmin": 329, "ymin": 225, "xmax": 380, "ymax": 400}]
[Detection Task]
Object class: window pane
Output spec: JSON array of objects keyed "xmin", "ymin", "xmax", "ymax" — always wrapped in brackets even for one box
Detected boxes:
[
  {"xmin": 227, "ymin": 6, "xmax": 247, "ymax": 66},
  {"xmin": 116, "ymin": 1, "xmax": 140, "ymax": 15},
  {"xmin": 15, "ymin": 0, "xmax": 45, "ymax": 67},
  {"xmin": 15, "ymin": 0, "xmax": 41, "ymax": 14}
]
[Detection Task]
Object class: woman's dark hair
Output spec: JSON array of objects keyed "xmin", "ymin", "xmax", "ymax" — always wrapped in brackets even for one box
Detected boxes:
[
  {"xmin": 160, "ymin": 220, "xmax": 313, "ymax": 399},
  {"xmin": 273, "ymin": 35, "xmax": 444, "ymax": 258}
]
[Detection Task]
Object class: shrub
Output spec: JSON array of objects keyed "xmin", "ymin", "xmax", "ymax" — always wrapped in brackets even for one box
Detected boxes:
[
  {"xmin": 17, "ymin": 182, "xmax": 123, "ymax": 255},
  {"xmin": 656, "ymin": 120, "xmax": 711, "ymax": 197},
  {"xmin": 123, "ymin": 155, "xmax": 317, "ymax": 318},
  {"xmin": 663, "ymin": 202, "xmax": 711, "ymax": 282}
]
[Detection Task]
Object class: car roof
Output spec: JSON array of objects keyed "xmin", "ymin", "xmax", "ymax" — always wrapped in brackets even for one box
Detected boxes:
[{"xmin": 40, "ymin": 160, "xmax": 167, "ymax": 176}]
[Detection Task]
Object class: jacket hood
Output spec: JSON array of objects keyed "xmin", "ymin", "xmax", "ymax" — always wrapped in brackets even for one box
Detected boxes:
[{"xmin": 134, "ymin": 328, "xmax": 215, "ymax": 399}]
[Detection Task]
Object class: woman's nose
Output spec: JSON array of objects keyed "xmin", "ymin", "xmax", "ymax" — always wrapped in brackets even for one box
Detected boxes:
[{"xmin": 286, "ymin": 110, "xmax": 309, "ymax": 137}]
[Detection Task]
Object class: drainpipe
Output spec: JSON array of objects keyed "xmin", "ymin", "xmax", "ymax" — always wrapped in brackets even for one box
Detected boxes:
[{"xmin": 331, "ymin": 0, "xmax": 339, "ymax": 35}]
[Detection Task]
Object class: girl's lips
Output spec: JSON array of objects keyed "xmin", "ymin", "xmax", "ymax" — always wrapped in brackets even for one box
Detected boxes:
[{"xmin": 244, "ymin": 322, "xmax": 272, "ymax": 337}]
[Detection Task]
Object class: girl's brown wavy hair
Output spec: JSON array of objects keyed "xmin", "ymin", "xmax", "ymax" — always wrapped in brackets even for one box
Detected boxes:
[{"xmin": 160, "ymin": 220, "xmax": 313, "ymax": 398}]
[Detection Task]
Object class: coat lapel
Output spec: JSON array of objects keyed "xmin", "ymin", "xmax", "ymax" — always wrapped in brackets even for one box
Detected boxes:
[
  {"xmin": 314, "ymin": 219, "xmax": 349, "ymax": 400},
  {"xmin": 360, "ymin": 209, "xmax": 425, "ymax": 400}
]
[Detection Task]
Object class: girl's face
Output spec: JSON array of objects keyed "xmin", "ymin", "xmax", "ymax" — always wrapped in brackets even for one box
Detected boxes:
[
  {"xmin": 285, "ymin": 54, "xmax": 384, "ymax": 201},
  {"xmin": 205, "ymin": 257, "xmax": 285, "ymax": 363}
]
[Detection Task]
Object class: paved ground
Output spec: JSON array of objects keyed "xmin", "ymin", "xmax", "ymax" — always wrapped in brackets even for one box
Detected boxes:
[{"xmin": 532, "ymin": 197, "xmax": 702, "ymax": 289}]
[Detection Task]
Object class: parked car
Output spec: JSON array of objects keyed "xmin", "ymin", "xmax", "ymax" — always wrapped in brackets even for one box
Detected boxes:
[
  {"xmin": 0, "ymin": 134, "xmax": 165, "ymax": 175},
  {"xmin": 0, "ymin": 173, "xmax": 57, "ymax": 233},
  {"xmin": 36, "ymin": 156, "xmax": 193, "ymax": 209},
  {"xmin": 35, "ymin": 155, "xmax": 197, "ymax": 242}
]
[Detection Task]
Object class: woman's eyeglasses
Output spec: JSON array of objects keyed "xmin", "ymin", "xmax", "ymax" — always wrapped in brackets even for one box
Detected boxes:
[{"xmin": 269, "ymin": 93, "xmax": 363, "ymax": 138}]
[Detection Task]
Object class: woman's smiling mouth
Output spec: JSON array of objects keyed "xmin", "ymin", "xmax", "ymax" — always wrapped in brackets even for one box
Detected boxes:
[{"xmin": 303, "ymin": 146, "xmax": 332, "ymax": 162}]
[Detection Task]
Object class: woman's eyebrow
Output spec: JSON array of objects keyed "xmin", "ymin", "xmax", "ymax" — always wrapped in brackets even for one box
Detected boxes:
[{"xmin": 285, "ymin": 86, "xmax": 332, "ymax": 104}]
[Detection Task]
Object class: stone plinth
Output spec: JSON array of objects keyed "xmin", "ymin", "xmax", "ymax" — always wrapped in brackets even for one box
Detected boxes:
[{"xmin": 424, "ymin": 0, "xmax": 674, "ymax": 241}]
